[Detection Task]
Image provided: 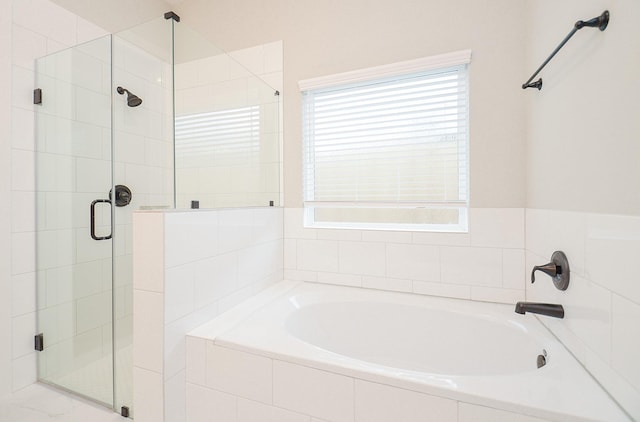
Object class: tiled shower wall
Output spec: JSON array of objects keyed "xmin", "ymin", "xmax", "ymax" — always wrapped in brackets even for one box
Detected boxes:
[
  {"xmin": 525, "ymin": 210, "xmax": 640, "ymax": 420},
  {"xmin": 284, "ymin": 207, "xmax": 526, "ymax": 304},
  {"xmin": 133, "ymin": 207, "xmax": 283, "ymax": 422},
  {"xmin": 0, "ymin": 0, "xmax": 13, "ymax": 398},
  {"xmin": 5, "ymin": 0, "xmax": 109, "ymax": 395}
]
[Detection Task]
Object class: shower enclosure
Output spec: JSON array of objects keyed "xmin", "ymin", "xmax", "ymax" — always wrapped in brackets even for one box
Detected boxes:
[{"xmin": 34, "ymin": 13, "xmax": 280, "ymax": 415}]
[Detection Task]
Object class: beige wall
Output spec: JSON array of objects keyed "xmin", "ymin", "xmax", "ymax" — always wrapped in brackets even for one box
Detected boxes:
[
  {"xmin": 47, "ymin": 0, "xmax": 639, "ymax": 213},
  {"xmin": 525, "ymin": 0, "xmax": 640, "ymax": 215},
  {"xmin": 51, "ymin": 0, "xmax": 173, "ymax": 33},
  {"xmin": 177, "ymin": 0, "xmax": 527, "ymax": 209}
]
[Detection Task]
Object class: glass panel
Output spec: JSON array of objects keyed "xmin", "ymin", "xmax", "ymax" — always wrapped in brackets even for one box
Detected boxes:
[
  {"xmin": 35, "ymin": 34, "xmax": 114, "ymax": 406},
  {"xmin": 173, "ymin": 24, "xmax": 281, "ymax": 208},
  {"xmin": 34, "ymin": 16, "xmax": 175, "ymax": 414},
  {"xmin": 112, "ymin": 16, "xmax": 175, "ymax": 415}
]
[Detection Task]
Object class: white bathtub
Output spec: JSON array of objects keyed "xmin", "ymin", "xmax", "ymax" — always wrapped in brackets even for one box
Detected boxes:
[{"xmin": 189, "ymin": 281, "xmax": 630, "ymax": 422}]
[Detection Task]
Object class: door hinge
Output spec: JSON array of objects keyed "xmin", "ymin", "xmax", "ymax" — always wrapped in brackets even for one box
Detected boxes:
[
  {"xmin": 34, "ymin": 333, "xmax": 44, "ymax": 351},
  {"xmin": 33, "ymin": 88, "xmax": 42, "ymax": 105}
]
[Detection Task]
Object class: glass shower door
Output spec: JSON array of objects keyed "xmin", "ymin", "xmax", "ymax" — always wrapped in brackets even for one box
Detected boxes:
[{"xmin": 35, "ymin": 34, "xmax": 115, "ymax": 407}]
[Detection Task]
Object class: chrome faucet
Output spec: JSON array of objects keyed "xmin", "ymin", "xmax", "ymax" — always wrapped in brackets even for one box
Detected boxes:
[{"xmin": 514, "ymin": 302, "xmax": 564, "ymax": 318}]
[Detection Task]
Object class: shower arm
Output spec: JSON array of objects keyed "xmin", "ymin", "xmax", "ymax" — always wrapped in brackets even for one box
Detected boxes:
[{"xmin": 522, "ymin": 10, "xmax": 609, "ymax": 90}]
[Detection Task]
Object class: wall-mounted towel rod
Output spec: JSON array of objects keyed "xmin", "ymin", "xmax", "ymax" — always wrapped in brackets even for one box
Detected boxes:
[{"xmin": 522, "ymin": 10, "xmax": 609, "ymax": 90}]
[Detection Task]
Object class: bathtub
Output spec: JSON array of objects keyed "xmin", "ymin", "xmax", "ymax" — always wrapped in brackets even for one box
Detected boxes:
[{"xmin": 188, "ymin": 281, "xmax": 629, "ymax": 422}]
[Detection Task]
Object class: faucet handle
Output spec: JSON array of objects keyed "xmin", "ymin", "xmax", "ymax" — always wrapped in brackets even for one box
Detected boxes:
[
  {"xmin": 530, "ymin": 251, "xmax": 570, "ymax": 290},
  {"xmin": 531, "ymin": 262, "xmax": 558, "ymax": 283}
]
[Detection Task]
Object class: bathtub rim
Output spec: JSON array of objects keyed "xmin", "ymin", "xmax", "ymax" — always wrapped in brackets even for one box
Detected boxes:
[{"xmin": 188, "ymin": 280, "xmax": 630, "ymax": 422}]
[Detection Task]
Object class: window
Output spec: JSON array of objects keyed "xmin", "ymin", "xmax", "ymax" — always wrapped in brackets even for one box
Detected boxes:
[
  {"xmin": 175, "ymin": 106, "xmax": 260, "ymax": 160},
  {"xmin": 300, "ymin": 51, "xmax": 470, "ymax": 232}
]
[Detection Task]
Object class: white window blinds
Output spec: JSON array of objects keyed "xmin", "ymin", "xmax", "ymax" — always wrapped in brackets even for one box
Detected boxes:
[
  {"xmin": 175, "ymin": 106, "xmax": 260, "ymax": 159},
  {"xmin": 301, "ymin": 54, "xmax": 469, "ymax": 232}
]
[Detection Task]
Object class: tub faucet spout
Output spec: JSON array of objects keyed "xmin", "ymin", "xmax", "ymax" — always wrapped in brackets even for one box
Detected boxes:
[{"xmin": 514, "ymin": 302, "xmax": 564, "ymax": 319}]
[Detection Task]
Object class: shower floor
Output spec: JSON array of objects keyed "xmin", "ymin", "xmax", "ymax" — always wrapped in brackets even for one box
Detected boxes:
[
  {"xmin": 43, "ymin": 345, "xmax": 132, "ymax": 409},
  {"xmin": 0, "ymin": 383, "xmax": 127, "ymax": 422}
]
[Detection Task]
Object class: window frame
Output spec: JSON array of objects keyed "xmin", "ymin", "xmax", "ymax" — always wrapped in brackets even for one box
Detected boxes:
[{"xmin": 299, "ymin": 50, "xmax": 471, "ymax": 233}]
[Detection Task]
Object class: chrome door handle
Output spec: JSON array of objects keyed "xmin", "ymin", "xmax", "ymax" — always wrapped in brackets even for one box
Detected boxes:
[{"xmin": 90, "ymin": 199, "xmax": 112, "ymax": 240}]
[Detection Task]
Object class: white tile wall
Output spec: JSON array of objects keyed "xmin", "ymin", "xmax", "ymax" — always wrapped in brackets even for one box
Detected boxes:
[
  {"xmin": 133, "ymin": 367, "xmax": 164, "ymax": 422},
  {"xmin": 285, "ymin": 207, "xmax": 526, "ymax": 304},
  {"xmin": 132, "ymin": 290, "xmax": 164, "ymax": 373},
  {"xmin": 165, "ymin": 370, "xmax": 186, "ymax": 422},
  {"xmin": 11, "ymin": 313, "xmax": 36, "ymax": 359},
  {"xmin": 185, "ymin": 336, "xmax": 206, "ymax": 386},
  {"xmin": 586, "ymin": 214, "xmax": 640, "ymax": 304},
  {"xmin": 186, "ymin": 383, "xmax": 237, "ymax": 422},
  {"xmin": 0, "ymin": 0, "xmax": 12, "ymax": 389},
  {"xmin": 165, "ymin": 264, "xmax": 196, "ymax": 323},
  {"xmin": 361, "ymin": 275, "xmax": 412, "ymax": 293},
  {"xmin": 316, "ymin": 272, "xmax": 361, "ymax": 288},
  {"xmin": 206, "ymin": 344, "xmax": 273, "ymax": 404},
  {"xmin": 526, "ymin": 209, "xmax": 640, "ymax": 421},
  {"xmin": 219, "ymin": 209, "xmax": 254, "ymax": 253},
  {"xmin": 3, "ymin": 0, "xmax": 115, "ymax": 395},
  {"xmin": 11, "ymin": 232, "xmax": 35, "ymax": 276},
  {"xmin": 354, "ymin": 380, "xmax": 457, "ymax": 422},
  {"xmin": 194, "ymin": 253, "xmax": 238, "ymax": 308},
  {"xmin": 132, "ymin": 212, "xmax": 165, "ymax": 293},
  {"xmin": 11, "ymin": 353, "xmax": 37, "ymax": 392},
  {"xmin": 412, "ymin": 280, "xmax": 470, "ymax": 300},
  {"xmin": 164, "ymin": 212, "xmax": 219, "ymax": 268},
  {"xmin": 185, "ymin": 340, "xmax": 557, "ymax": 422},
  {"xmin": 441, "ymin": 246, "xmax": 502, "ymax": 287},
  {"xmin": 297, "ymin": 239, "xmax": 339, "ymax": 273},
  {"xmin": 502, "ymin": 249, "xmax": 526, "ymax": 290},
  {"xmin": 612, "ymin": 295, "xmax": 640, "ymax": 394},
  {"xmin": 11, "ymin": 272, "xmax": 36, "ymax": 317},
  {"xmin": 274, "ymin": 360, "xmax": 354, "ymax": 422},
  {"xmin": 458, "ymin": 403, "xmax": 550, "ymax": 422},
  {"xmin": 386, "ymin": 243, "xmax": 439, "ymax": 281},
  {"xmin": 339, "ymin": 241, "xmax": 386, "ymax": 277},
  {"xmin": 238, "ymin": 398, "xmax": 310, "ymax": 422},
  {"xmin": 133, "ymin": 207, "xmax": 283, "ymax": 422}
]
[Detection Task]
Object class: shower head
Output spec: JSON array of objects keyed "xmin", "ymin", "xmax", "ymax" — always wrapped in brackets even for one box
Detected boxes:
[{"xmin": 116, "ymin": 86, "xmax": 143, "ymax": 107}]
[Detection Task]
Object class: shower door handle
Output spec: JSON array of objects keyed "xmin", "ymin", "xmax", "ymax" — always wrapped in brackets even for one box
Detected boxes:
[{"xmin": 90, "ymin": 199, "xmax": 112, "ymax": 240}]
